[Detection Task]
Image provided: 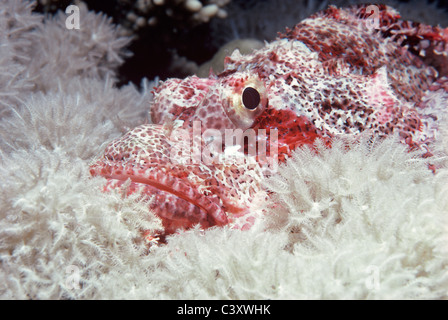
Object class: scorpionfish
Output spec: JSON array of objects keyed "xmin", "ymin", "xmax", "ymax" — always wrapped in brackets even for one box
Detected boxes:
[{"xmin": 90, "ymin": 4, "xmax": 448, "ymax": 238}]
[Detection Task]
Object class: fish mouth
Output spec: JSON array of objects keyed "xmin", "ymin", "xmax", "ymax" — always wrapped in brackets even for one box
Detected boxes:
[{"xmin": 89, "ymin": 161, "xmax": 229, "ymax": 233}]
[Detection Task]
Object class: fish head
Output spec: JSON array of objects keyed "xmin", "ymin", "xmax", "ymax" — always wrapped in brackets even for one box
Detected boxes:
[{"xmin": 89, "ymin": 122, "xmax": 265, "ymax": 235}]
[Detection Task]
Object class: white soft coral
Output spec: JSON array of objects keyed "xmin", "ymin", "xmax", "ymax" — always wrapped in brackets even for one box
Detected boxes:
[
  {"xmin": 0, "ymin": 0, "xmax": 447, "ymax": 300},
  {"xmin": 26, "ymin": 2, "xmax": 132, "ymax": 92}
]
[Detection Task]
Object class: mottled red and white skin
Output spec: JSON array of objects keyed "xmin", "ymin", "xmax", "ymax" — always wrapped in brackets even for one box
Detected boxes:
[{"xmin": 90, "ymin": 4, "xmax": 448, "ymax": 239}]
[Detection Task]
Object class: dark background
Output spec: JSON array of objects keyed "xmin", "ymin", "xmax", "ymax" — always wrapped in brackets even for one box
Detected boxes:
[{"xmin": 33, "ymin": 0, "xmax": 448, "ymax": 86}]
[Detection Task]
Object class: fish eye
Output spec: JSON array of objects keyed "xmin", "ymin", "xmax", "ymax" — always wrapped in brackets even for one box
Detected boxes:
[
  {"xmin": 242, "ymin": 87, "xmax": 260, "ymax": 110},
  {"xmin": 223, "ymin": 75, "xmax": 267, "ymax": 129}
]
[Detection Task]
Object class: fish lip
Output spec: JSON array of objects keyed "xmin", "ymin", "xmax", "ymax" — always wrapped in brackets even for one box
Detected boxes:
[{"xmin": 89, "ymin": 161, "xmax": 229, "ymax": 228}]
